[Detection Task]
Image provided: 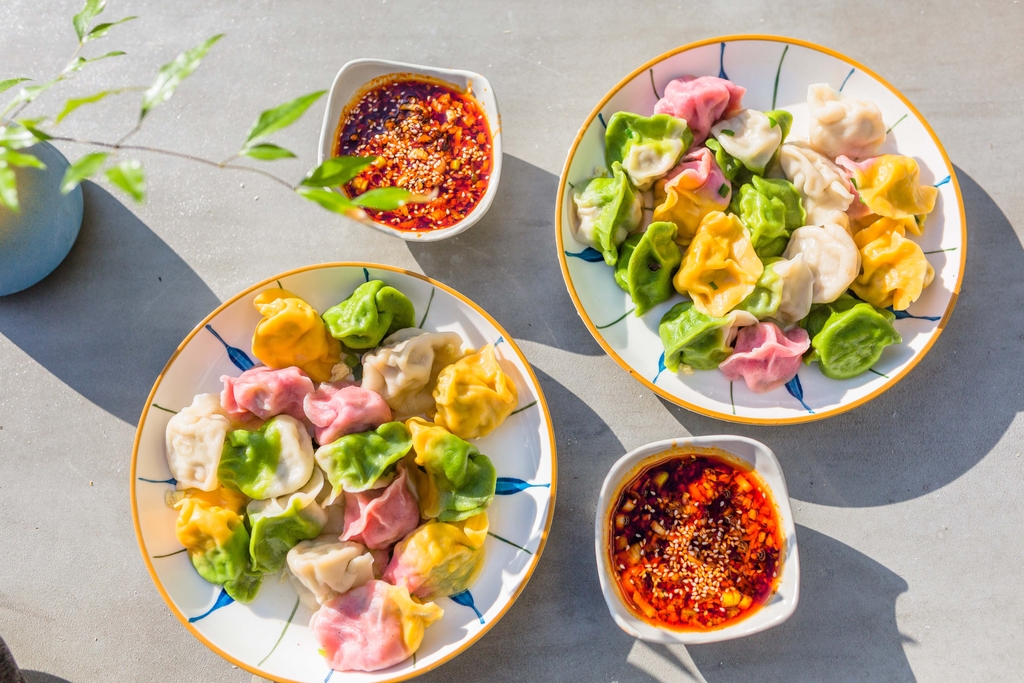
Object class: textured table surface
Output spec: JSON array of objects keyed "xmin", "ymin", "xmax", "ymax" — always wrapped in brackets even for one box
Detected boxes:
[{"xmin": 2, "ymin": 1, "xmax": 1022, "ymax": 682}]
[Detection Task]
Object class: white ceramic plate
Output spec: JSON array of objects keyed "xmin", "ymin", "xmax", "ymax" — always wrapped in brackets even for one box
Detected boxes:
[
  {"xmin": 556, "ymin": 35, "xmax": 966, "ymax": 424},
  {"xmin": 131, "ymin": 263, "xmax": 555, "ymax": 683},
  {"xmin": 318, "ymin": 59, "xmax": 502, "ymax": 242},
  {"xmin": 595, "ymin": 436, "xmax": 799, "ymax": 643}
]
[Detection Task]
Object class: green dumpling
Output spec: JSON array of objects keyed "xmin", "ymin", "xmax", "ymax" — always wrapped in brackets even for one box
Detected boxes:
[
  {"xmin": 605, "ymin": 112, "xmax": 693, "ymax": 190},
  {"xmin": 406, "ymin": 418, "xmax": 497, "ymax": 522},
  {"xmin": 658, "ymin": 302, "xmax": 757, "ymax": 372},
  {"xmin": 174, "ymin": 495, "xmax": 263, "ymax": 603},
  {"xmin": 736, "ymin": 257, "xmax": 784, "ymax": 320},
  {"xmin": 322, "ymin": 280, "xmax": 416, "ymax": 349},
  {"xmin": 314, "ymin": 421, "xmax": 412, "ymax": 495},
  {"xmin": 246, "ymin": 469, "xmax": 327, "ymax": 574},
  {"xmin": 705, "ymin": 138, "xmax": 747, "ymax": 184},
  {"xmin": 732, "ymin": 176, "xmax": 805, "ymax": 258},
  {"xmin": 218, "ymin": 415, "xmax": 314, "ymax": 500},
  {"xmin": 613, "ymin": 221, "xmax": 683, "ymax": 316},
  {"xmin": 801, "ymin": 294, "xmax": 902, "ymax": 379},
  {"xmin": 572, "ymin": 162, "xmax": 642, "ymax": 266}
]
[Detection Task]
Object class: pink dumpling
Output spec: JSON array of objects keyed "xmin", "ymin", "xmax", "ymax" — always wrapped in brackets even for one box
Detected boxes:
[
  {"xmin": 311, "ymin": 581, "xmax": 421, "ymax": 672},
  {"xmin": 663, "ymin": 147, "xmax": 732, "ymax": 206},
  {"xmin": 220, "ymin": 366, "xmax": 314, "ymax": 422},
  {"xmin": 341, "ymin": 467, "xmax": 420, "ymax": 550},
  {"xmin": 834, "ymin": 155, "xmax": 873, "ymax": 220},
  {"xmin": 654, "ymin": 75, "xmax": 746, "ymax": 144},
  {"xmin": 304, "ymin": 382, "xmax": 392, "ymax": 446},
  {"xmin": 719, "ymin": 322, "xmax": 810, "ymax": 393}
]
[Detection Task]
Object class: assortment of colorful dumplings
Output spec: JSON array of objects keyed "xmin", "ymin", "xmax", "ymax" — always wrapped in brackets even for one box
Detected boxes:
[
  {"xmin": 163, "ymin": 279, "xmax": 522, "ymax": 672},
  {"xmin": 570, "ymin": 72, "xmax": 943, "ymax": 390}
]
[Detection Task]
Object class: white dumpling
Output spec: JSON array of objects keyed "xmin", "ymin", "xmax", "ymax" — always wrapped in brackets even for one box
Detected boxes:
[
  {"xmin": 265, "ymin": 415, "xmax": 316, "ymax": 498},
  {"xmin": 778, "ymin": 142, "xmax": 855, "ymax": 226},
  {"xmin": 165, "ymin": 393, "xmax": 231, "ymax": 491},
  {"xmin": 361, "ymin": 328, "xmax": 467, "ymax": 417},
  {"xmin": 783, "ymin": 224, "xmax": 861, "ymax": 304},
  {"xmin": 771, "ymin": 254, "xmax": 815, "ymax": 326},
  {"xmin": 807, "ymin": 84, "xmax": 886, "ymax": 160},
  {"xmin": 710, "ymin": 110, "xmax": 782, "ymax": 175},
  {"xmin": 287, "ymin": 535, "xmax": 375, "ymax": 610}
]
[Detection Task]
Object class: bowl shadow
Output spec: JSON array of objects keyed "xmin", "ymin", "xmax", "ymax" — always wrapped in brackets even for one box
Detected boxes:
[
  {"xmin": 0, "ymin": 182, "xmax": 221, "ymax": 426},
  {"xmin": 661, "ymin": 166, "xmax": 1023, "ymax": 508}
]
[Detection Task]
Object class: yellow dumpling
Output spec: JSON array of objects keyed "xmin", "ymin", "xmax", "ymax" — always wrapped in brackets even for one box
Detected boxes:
[
  {"xmin": 653, "ymin": 180, "xmax": 723, "ymax": 248},
  {"xmin": 673, "ymin": 211, "xmax": 764, "ymax": 318},
  {"xmin": 174, "ymin": 495, "xmax": 244, "ymax": 553},
  {"xmin": 844, "ymin": 155, "xmax": 938, "ymax": 220},
  {"xmin": 251, "ymin": 288, "xmax": 341, "ymax": 383},
  {"xmin": 850, "ymin": 217, "xmax": 934, "ymax": 311},
  {"xmin": 384, "ymin": 513, "xmax": 488, "ymax": 599},
  {"xmin": 432, "ymin": 344, "xmax": 517, "ymax": 439}
]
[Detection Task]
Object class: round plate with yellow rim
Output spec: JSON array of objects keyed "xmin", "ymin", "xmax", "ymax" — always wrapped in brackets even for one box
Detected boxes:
[
  {"xmin": 131, "ymin": 263, "xmax": 556, "ymax": 682},
  {"xmin": 556, "ymin": 35, "xmax": 965, "ymax": 424}
]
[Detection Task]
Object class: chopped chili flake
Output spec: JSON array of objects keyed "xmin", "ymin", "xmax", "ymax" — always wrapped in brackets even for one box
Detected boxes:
[
  {"xmin": 609, "ymin": 452, "xmax": 783, "ymax": 631},
  {"xmin": 333, "ymin": 75, "xmax": 492, "ymax": 232}
]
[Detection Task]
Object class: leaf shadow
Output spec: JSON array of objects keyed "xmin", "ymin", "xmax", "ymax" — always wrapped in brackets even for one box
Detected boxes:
[
  {"xmin": 661, "ymin": 165, "xmax": 1023, "ymax": 508},
  {"xmin": 0, "ymin": 181, "xmax": 221, "ymax": 425}
]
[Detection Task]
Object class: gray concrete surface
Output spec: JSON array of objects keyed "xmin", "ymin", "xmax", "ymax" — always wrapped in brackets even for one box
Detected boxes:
[{"xmin": 1, "ymin": 1, "xmax": 1022, "ymax": 681}]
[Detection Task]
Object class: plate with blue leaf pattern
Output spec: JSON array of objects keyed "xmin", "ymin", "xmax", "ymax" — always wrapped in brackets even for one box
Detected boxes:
[
  {"xmin": 556, "ymin": 35, "xmax": 965, "ymax": 424},
  {"xmin": 131, "ymin": 263, "xmax": 556, "ymax": 682}
]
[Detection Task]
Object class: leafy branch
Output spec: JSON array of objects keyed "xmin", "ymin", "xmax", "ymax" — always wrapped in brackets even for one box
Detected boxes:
[{"xmin": 0, "ymin": 0, "xmax": 418, "ymax": 220}]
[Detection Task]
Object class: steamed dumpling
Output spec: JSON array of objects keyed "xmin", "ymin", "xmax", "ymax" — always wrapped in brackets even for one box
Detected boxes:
[
  {"xmin": 718, "ymin": 322, "xmax": 810, "ymax": 393},
  {"xmin": 835, "ymin": 154, "xmax": 938, "ymax": 220},
  {"xmin": 709, "ymin": 109, "xmax": 789, "ymax": 176},
  {"xmin": 251, "ymin": 288, "xmax": 341, "ymax": 383},
  {"xmin": 572, "ymin": 162, "xmax": 643, "ymax": 265},
  {"xmin": 404, "ymin": 418, "xmax": 496, "ymax": 522},
  {"xmin": 652, "ymin": 146, "xmax": 732, "ymax": 247},
  {"xmin": 771, "ymin": 254, "xmax": 815, "ymax": 326},
  {"xmin": 783, "ymin": 223, "xmax": 860, "ymax": 304},
  {"xmin": 807, "ymin": 84, "xmax": 886, "ymax": 160},
  {"xmin": 604, "ymin": 112, "xmax": 693, "ymax": 190},
  {"xmin": 310, "ymin": 580, "xmax": 443, "ymax": 672},
  {"xmin": 165, "ymin": 393, "xmax": 231, "ymax": 492},
  {"xmin": 287, "ymin": 536, "xmax": 375, "ymax": 610},
  {"xmin": 383, "ymin": 513, "xmax": 488, "ymax": 600},
  {"xmin": 659, "ymin": 301, "xmax": 757, "ymax": 372},
  {"xmin": 314, "ymin": 421, "xmax": 413, "ymax": 495},
  {"xmin": 802, "ymin": 294, "xmax": 901, "ymax": 379},
  {"xmin": 432, "ymin": 344, "xmax": 518, "ymax": 440},
  {"xmin": 220, "ymin": 366, "xmax": 314, "ymax": 424},
  {"xmin": 778, "ymin": 141, "xmax": 855, "ymax": 225},
  {"xmin": 247, "ymin": 468, "xmax": 327, "ymax": 574},
  {"xmin": 361, "ymin": 328, "xmax": 467, "ymax": 418},
  {"xmin": 218, "ymin": 415, "xmax": 315, "ymax": 500},
  {"xmin": 322, "ymin": 280, "xmax": 416, "ymax": 350},
  {"xmin": 341, "ymin": 466, "xmax": 420, "ymax": 550},
  {"xmin": 653, "ymin": 75, "xmax": 746, "ymax": 144},
  {"xmin": 303, "ymin": 382, "xmax": 392, "ymax": 446},
  {"xmin": 849, "ymin": 216, "xmax": 935, "ymax": 310}
]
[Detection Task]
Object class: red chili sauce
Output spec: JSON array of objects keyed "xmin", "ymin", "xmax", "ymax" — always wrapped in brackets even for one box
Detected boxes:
[
  {"xmin": 333, "ymin": 75, "xmax": 492, "ymax": 232},
  {"xmin": 609, "ymin": 451, "xmax": 783, "ymax": 630}
]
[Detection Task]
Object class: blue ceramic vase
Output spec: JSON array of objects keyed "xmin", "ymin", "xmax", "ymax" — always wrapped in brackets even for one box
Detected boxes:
[{"xmin": 0, "ymin": 142, "xmax": 84, "ymax": 296}]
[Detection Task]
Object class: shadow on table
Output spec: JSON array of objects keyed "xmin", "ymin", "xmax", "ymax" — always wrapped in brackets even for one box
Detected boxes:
[
  {"xmin": 23, "ymin": 672, "xmax": 73, "ymax": 683},
  {"xmin": 663, "ymin": 166, "xmax": 1024, "ymax": 508},
  {"xmin": 405, "ymin": 154, "xmax": 604, "ymax": 356},
  {"xmin": 686, "ymin": 526, "xmax": 914, "ymax": 683},
  {"xmin": 0, "ymin": 182, "xmax": 220, "ymax": 426}
]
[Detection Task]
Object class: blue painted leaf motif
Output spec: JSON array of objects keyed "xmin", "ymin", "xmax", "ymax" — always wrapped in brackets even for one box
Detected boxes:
[
  {"xmin": 138, "ymin": 476, "xmax": 177, "ymax": 485},
  {"xmin": 188, "ymin": 587, "xmax": 234, "ymax": 623},
  {"xmin": 785, "ymin": 375, "xmax": 814, "ymax": 414},
  {"xmin": 449, "ymin": 590, "xmax": 484, "ymax": 624},
  {"xmin": 495, "ymin": 478, "xmax": 551, "ymax": 495},
  {"xmin": 718, "ymin": 41, "xmax": 728, "ymax": 79},
  {"xmin": 564, "ymin": 247, "xmax": 605, "ymax": 263},
  {"xmin": 363, "ymin": 267, "xmax": 370, "ymax": 282},
  {"xmin": 324, "ymin": 669, "xmax": 334, "ymax": 683},
  {"xmin": 934, "ymin": 176, "xmax": 951, "ymax": 188},
  {"xmin": 205, "ymin": 325, "xmax": 254, "ymax": 371},
  {"xmin": 495, "ymin": 336, "xmax": 505, "ymax": 346},
  {"xmin": 652, "ymin": 351, "xmax": 666, "ymax": 384},
  {"xmin": 839, "ymin": 68, "xmax": 855, "ymax": 92},
  {"xmin": 597, "ymin": 112, "xmax": 607, "ymax": 129},
  {"xmin": 888, "ymin": 307, "xmax": 940, "ymax": 322}
]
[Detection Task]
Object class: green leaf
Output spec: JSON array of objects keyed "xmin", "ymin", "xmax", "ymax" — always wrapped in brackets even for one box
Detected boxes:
[
  {"xmin": 56, "ymin": 90, "xmax": 120, "ymax": 124},
  {"xmin": 0, "ymin": 123, "xmax": 42, "ymax": 149},
  {"xmin": 351, "ymin": 187, "xmax": 413, "ymax": 210},
  {"xmin": 84, "ymin": 15, "xmax": 137, "ymax": 42},
  {"xmin": 239, "ymin": 143, "xmax": 296, "ymax": 161},
  {"xmin": 295, "ymin": 186, "xmax": 358, "ymax": 214},
  {"xmin": 0, "ymin": 163, "xmax": 19, "ymax": 212},
  {"xmin": 140, "ymin": 34, "xmax": 224, "ymax": 120},
  {"xmin": 243, "ymin": 90, "xmax": 326, "ymax": 145},
  {"xmin": 0, "ymin": 78, "xmax": 30, "ymax": 95},
  {"xmin": 16, "ymin": 119, "xmax": 52, "ymax": 141},
  {"xmin": 0, "ymin": 149, "xmax": 46, "ymax": 169},
  {"xmin": 2, "ymin": 80, "xmax": 60, "ymax": 117},
  {"xmin": 300, "ymin": 156, "xmax": 375, "ymax": 188},
  {"xmin": 73, "ymin": 0, "xmax": 106, "ymax": 42},
  {"xmin": 64, "ymin": 51, "xmax": 126, "ymax": 74},
  {"xmin": 104, "ymin": 159, "xmax": 144, "ymax": 202},
  {"xmin": 60, "ymin": 152, "xmax": 107, "ymax": 194}
]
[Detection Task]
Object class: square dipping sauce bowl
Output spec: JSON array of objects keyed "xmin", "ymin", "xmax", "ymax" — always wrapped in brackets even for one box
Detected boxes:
[
  {"xmin": 317, "ymin": 58, "xmax": 502, "ymax": 242},
  {"xmin": 595, "ymin": 435, "xmax": 800, "ymax": 644}
]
